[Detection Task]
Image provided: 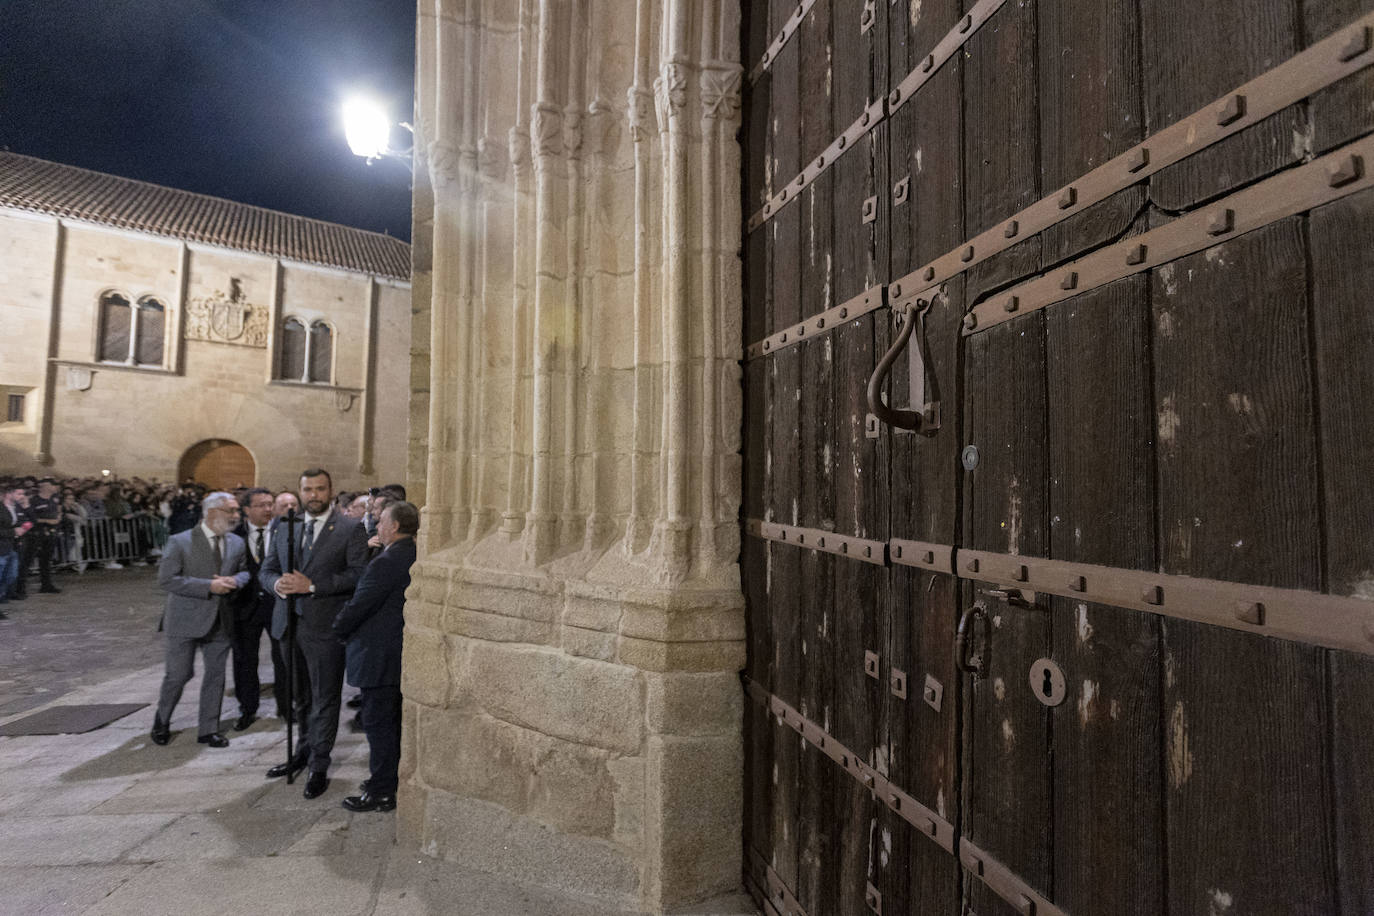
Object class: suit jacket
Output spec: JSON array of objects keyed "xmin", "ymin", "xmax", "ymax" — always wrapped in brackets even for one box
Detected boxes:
[
  {"xmin": 332, "ymin": 537, "xmax": 415, "ymax": 688},
  {"xmin": 226, "ymin": 520, "xmax": 275, "ymax": 627},
  {"xmin": 0, "ymin": 502, "xmax": 18, "ymax": 557},
  {"xmin": 259, "ymin": 510, "xmax": 369, "ymax": 639},
  {"xmin": 157, "ymin": 527, "xmax": 251, "ymax": 639}
]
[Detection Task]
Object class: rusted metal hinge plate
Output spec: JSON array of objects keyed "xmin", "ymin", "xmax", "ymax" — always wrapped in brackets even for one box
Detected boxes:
[
  {"xmin": 960, "ymin": 839, "xmax": 1066, "ymax": 916},
  {"xmin": 890, "ymin": 538, "xmax": 955, "ymax": 574},
  {"xmin": 745, "ymin": 518, "xmax": 888, "ymax": 566},
  {"xmin": 747, "ymin": 286, "xmax": 885, "ymax": 360},
  {"xmin": 747, "ymin": 0, "xmax": 818, "ymax": 84}
]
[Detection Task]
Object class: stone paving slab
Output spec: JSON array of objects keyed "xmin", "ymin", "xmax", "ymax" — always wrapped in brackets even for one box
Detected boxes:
[
  {"xmin": 0, "ymin": 813, "xmax": 182, "ymax": 866},
  {"xmin": 0, "ymin": 864, "xmax": 151, "ymax": 916}
]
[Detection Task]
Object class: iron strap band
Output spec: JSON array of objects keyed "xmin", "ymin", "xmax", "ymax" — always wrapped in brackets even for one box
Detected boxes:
[
  {"xmin": 746, "ymin": 845, "xmax": 809, "ymax": 916},
  {"xmin": 744, "ymin": 520, "xmax": 1374, "ymax": 656},
  {"xmin": 746, "ymin": 518, "xmax": 887, "ymax": 566},
  {"xmin": 964, "ymin": 131, "xmax": 1374, "ymax": 334},
  {"xmin": 745, "ymin": 285, "xmax": 885, "ymax": 360},
  {"xmin": 744, "ymin": 679, "xmax": 1059, "ymax": 915},
  {"xmin": 743, "ymin": 677, "xmax": 958, "ymax": 854},
  {"xmin": 747, "ymin": 0, "xmax": 819, "ymax": 86},
  {"xmin": 745, "ymin": 0, "xmax": 1010, "ymax": 234},
  {"xmin": 743, "ymin": 13, "xmax": 1374, "ymax": 360}
]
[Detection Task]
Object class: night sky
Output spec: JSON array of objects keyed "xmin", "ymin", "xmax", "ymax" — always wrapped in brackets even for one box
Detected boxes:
[{"xmin": 0, "ymin": 0, "xmax": 415, "ymax": 241}]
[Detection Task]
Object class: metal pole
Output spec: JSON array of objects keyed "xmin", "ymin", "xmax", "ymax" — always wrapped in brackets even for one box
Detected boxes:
[{"xmin": 282, "ymin": 508, "xmax": 299, "ymax": 785}]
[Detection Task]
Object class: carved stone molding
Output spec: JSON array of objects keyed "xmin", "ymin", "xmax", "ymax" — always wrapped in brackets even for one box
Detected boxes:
[
  {"xmin": 508, "ymin": 125, "xmax": 531, "ymax": 175},
  {"xmin": 427, "ymin": 140, "xmax": 467, "ymax": 193},
  {"xmin": 585, "ymin": 98, "xmax": 620, "ymax": 159},
  {"xmin": 700, "ymin": 64, "xmax": 743, "ymax": 122},
  {"xmin": 627, "ymin": 85, "xmax": 654, "ymax": 143},
  {"xmin": 65, "ymin": 366, "xmax": 93, "ymax": 391},
  {"xmin": 531, "ymin": 103, "xmax": 564, "ymax": 159},
  {"xmin": 477, "ymin": 134, "xmax": 508, "ymax": 182},
  {"xmin": 335, "ymin": 391, "xmax": 357, "ymax": 412},
  {"xmin": 562, "ymin": 107, "xmax": 584, "ymax": 160}
]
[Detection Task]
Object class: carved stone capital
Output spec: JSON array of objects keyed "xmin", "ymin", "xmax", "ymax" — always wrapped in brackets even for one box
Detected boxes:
[
  {"xmin": 427, "ymin": 140, "xmax": 469, "ymax": 193},
  {"xmin": 627, "ymin": 85, "xmax": 654, "ymax": 143},
  {"xmin": 700, "ymin": 64, "xmax": 743, "ymax": 122},
  {"xmin": 508, "ymin": 125, "xmax": 531, "ymax": 174},
  {"xmin": 531, "ymin": 103, "xmax": 564, "ymax": 159},
  {"xmin": 562, "ymin": 107, "xmax": 583, "ymax": 160},
  {"xmin": 652, "ymin": 62, "xmax": 689, "ymax": 131},
  {"xmin": 585, "ymin": 98, "xmax": 621, "ymax": 159},
  {"xmin": 477, "ymin": 134, "xmax": 508, "ymax": 182}
]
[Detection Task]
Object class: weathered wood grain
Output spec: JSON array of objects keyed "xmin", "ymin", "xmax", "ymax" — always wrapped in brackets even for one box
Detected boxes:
[{"xmin": 1306, "ymin": 0, "xmax": 1374, "ymax": 155}]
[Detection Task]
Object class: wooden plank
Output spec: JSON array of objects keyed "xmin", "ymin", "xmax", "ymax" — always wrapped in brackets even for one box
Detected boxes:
[
  {"xmin": 1140, "ymin": 0, "xmax": 1303, "ymax": 210},
  {"xmin": 1044, "ymin": 273, "xmax": 1164, "ymax": 915},
  {"xmin": 1306, "ymin": 0, "xmax": 1374, "ymax": 156},
  {"xmin": 1151, "ymin": 218, "xmax": 1335, "ymax": 913},
  {"xmin": 1037, "ymin": 0, "xmax": 1144, "ymax": 265},
  {"xmin": 1308, "ymin": 189, "xmax": 1374, "ymax": 914},
  {"xmin": 960, "ymin": 315, "xmax": 1052, "ymax": 915},
  {"xmin": 961, "ymin": 0, "xmax": 1041, "ymax": 302}
]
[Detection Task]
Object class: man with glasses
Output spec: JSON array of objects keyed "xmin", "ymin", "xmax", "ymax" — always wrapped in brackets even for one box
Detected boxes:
[{"xmin": 150, "ymin": 491, "xmax": 250, "ymax": 748}]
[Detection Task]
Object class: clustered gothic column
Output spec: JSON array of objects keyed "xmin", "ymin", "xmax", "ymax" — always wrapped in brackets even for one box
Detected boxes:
[{"xmin": 403, "ymin": 1, "xmax": 745, "ymax": 912}]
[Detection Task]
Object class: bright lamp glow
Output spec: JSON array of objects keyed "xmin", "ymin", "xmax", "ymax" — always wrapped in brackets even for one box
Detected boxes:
[{"xmin": 342, "ymin": 97, "xmax": 391, "ymax": 159}]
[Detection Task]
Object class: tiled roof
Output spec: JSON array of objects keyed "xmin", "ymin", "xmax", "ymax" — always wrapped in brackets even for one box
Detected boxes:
[{"xmin": 0, "ymin": 151, "xmax": 410, "ymax": 280}]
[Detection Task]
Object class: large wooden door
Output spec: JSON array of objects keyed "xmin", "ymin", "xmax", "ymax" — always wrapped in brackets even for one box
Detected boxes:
[
  {"xmin": 741, "ymin": 1, "xmax": 1374, "ymax": 914},
  {"xmin": 178, "ymin": 439, "xmax": 255, "ymax": 490}
]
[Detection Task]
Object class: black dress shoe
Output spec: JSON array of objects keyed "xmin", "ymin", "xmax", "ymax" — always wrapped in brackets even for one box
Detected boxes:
[
  {"xmin": 39, "ymin": 585, "xmax": 61, "ymax": 594},
  {"xmin": 341, "ymin": 791, "xmax": 395, "ymax": 812},
  {"xmin": 303, "ymin": 771, "xmax": 329, "ymax": 799},
  {"xmin": 197, "ymin": 733, "xmax": 230, "ymax": 748},
  {"xmin": 266, "ymin": 754, "xmax": 309, "ymax": 779},
  {"xmin": 233, "ymin": 713, "xmax": 257, "ymax": 731},
  {"xmin": 151, "ymin": 717, "xmax": 171, "ymax": 746}
]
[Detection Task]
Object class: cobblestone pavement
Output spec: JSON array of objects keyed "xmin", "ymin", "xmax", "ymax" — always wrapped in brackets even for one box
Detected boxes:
[
  {"xmin": 0, "ymin": 562, "xmax": 755, "ymax": 915},
  {"xmin": 0, "ymin": 564, "xmax": 166, "ymax": 717}
]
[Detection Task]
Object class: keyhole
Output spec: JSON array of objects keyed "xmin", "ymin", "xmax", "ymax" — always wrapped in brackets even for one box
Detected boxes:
[{"xmin": 1041, "ymin": 668, "xmax": 1054, "ymax": 698}]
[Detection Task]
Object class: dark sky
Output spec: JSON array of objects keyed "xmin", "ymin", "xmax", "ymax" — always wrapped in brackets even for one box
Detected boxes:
[{"xmin": 0, "ymin": 0, "xmax": 415, "ymax": 241}]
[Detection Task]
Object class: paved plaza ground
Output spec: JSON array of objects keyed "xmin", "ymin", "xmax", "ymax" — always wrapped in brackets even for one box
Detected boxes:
[{"xmin": 0, "ymin": 566, "xmax": 754, "ymax": 915}]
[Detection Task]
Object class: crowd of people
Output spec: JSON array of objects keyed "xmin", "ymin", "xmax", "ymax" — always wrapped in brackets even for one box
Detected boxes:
[{"xmin": 1, "ymin": 467, "xmax": 415, "ymax": 814}]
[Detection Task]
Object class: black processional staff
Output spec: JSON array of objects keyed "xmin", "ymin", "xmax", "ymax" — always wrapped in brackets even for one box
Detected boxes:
[{"xmin": 282, "ymin": 507, "xmax": 301, "ymax": 785}]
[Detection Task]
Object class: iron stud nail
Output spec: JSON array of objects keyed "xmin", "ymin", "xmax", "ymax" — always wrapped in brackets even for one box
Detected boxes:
[
  {"xmin": 963, "ymin": 313, "xmax": 978, "ymax": 331},
  {"xmin": 1142, "ymin": 585, "xmax": 1164, "ymax": 605},
  {"xmin": 1126, "ymin": 243, "xmax": 1148, "ymax": 265},
  {"xmin": 840, "ymin": 542, "xmax": 849, "ymax": 553},
  {"xmin": 816, "ymin": 318, "xmax": 825, "ymax": 328},
  {"xmin": 925, "ymin": 817, "xmax": 938, "ymax": 836},
  {"xmin": 838, "ymin": 135, "xmax": 847, "ymax": 149},
  {"xmin": 861, "ymin": 111, "xmax": 871, "ymax": 126},
  {"xmin": 1018, "ymin": 895, "xmax": 1037, "ymax": 916},
  {"xmin": 922, "ymin": 53, "xmax": 935, "ymax": 73},
  {"xmin": 797, "ymin": 325, "xmax": 805, "ymax": 336},
  {"xmin": 1127, "ymin": 147, "xmax": 1150, "ymax": 173},
  {"xmin": 763, "ymin": 341, "xmax": 771, "ymax": 351},
  {"xmin": 889, "ymin": 89, "xmax": 902, "ymax": 106},
  {"xmin": 1060, "ymin": 270, "xmax": 1079, "ymax": 290},
  {"xmin": 1363, "ymin": 615, "xmax": 1374, "ymax": 643},
  {"xmin": 764, "ymin": 203, "xmax": 772, "ymax": 215},
  {"xmin": 840, "ymin": 307, "xmax": 848, "ymax": 318},
  {"xmin": 892, "ymin": 283, "xmax": 902, "ymax": 298},
  {"xmin": 1012, "ymin": 564, "xmax": 1028, "ymax": 582},
  {"xmin": 780, "ymin": 333, "xmax": 787, "ymax": 342},
  {"xmin": 1216, "ymin": 94, "xmax": 1246, "ymax": 126},
  {"xmin": 923, "ymin": 550, "xmax": 935, "ymax": 564},
  {"xmin": 892, "ymin": 544, "xmax": 902, "ymax": 559},
  {"xmin": 889, "ymin": 791, "xmax": 901, "ymax": 810},
  {"xmin": 966, "ymin": 558, "xmax": 980, "ymax": 573},
  {"xmin": 1339, "ymin": 26, "xmax": 1371, "ymax": 62},
  {"xmin": 961, "ymin": 245, "xmax": 975, "ymax": 262},
  {"xmin": 863, "ymin": 545, "xmax": 872, "ymax": 557},
  {"xmin": 1004, "ymin": 219, "xmax": 1019, "ymax": 238},
  {"xmin": 1207, "ymin": 207, "xmax": 1235, "ymax": 236},
  {"xmin": 924, "ymin": 265, "xmax": 936, "ymax": 281},
  {"xmin": 780, "ymin": 189, "xmax": 788, "ymax": 201},
  {"xmin": 795, "ymin": 3, "xmax": 804, "ymax": 18},
  {"xmin": 1058, "ymin": 186, "xmax": 1078, "ymax": 209},
  {"xmin": 1234, "ymin": 601, "xmax": 1265, "ymax": 625},
  {"xmin": 1327, "ymin": 154, "xmax": 1363, "ymax": 188},
  {"xmin": 968, "ymin": 856, "xmax": 984, "ymax": 876},
  {"xmin": 923, "ymin": 685, "xmax": 936, "ymax": 701},
  {"xmin": 1069, "ymin": 575, "xmax": 1086, "ymax": 592},
  {"xmin": 1003, "ymin": 295, "xmax": 1019, "ymax": 313},
  {"xmin": 958, "ymin": 14, "xmax": 972, "ymax": 33}
]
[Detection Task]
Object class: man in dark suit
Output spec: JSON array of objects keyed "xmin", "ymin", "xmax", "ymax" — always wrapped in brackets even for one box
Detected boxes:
[
  {"xmin": 227, "ymin": 488, "xmax": 300, "ymax": 730},
  {"xmin": 259, "ymin": 468, "xmax": 368, "ymax": 798},
  {"xmin": 0, "ymin": 483, "xmax": 27, "ymax": 616},
  {"xmin": 152, "ymin": 491, "xmax": 250, "ymax": 747},
  {"xmin": 333, "ymin": 500, "xmax": 418, "ymax": 813}
]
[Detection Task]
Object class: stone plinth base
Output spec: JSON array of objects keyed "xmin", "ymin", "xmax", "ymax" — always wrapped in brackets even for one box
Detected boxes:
[{"xmin": 397, "ymin": 544, "xmax": 744, "ymax": 914}]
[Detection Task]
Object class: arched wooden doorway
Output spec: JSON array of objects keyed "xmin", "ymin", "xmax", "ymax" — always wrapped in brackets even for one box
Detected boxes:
[{"xmin": 178, "ymin": 439, "xmax": 255, "ymax": 489}]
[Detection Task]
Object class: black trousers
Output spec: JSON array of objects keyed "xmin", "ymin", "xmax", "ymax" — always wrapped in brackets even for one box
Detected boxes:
[
  {"xmin": 295, "ymin": 625, "xmax": 346, "ymax": 775},
  {"xmin": 271, "ymin": 633, "xmax": 311, "ymax": 723},
  {"xmin": 361, "ymin": 684, "xmax": 402, "ymax": 796},
  {"xmin": 230, "ymin": 612, "xmax": 301, "ymax": 719},
  {"xmin": 19, "ymin": 530, "xmax": 55, "ymax": 593}
]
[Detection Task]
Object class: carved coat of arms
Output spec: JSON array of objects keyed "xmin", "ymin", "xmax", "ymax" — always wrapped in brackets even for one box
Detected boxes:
[{"xmin": 186, "ymin": 278, "xmax": 268, "ymax": 347}]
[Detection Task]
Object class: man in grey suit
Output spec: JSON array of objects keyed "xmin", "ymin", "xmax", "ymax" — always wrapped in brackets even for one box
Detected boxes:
[
  {"xmin": 151, "ymin": 491, "xmax": 250, "ymax": 747},
  {"xmin": 260, "ymin": 468, "xmax": 369, "ymax": 798}
]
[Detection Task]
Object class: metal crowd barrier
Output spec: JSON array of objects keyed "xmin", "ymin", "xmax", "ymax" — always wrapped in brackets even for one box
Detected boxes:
[{"xmin": 50, "ymin": 516, "xmax": 169, "ymax": 570}]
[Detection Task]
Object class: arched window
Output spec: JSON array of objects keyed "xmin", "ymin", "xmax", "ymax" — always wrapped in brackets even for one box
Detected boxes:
[
  {"xmin": 309, "ymin": 321, "xmax": 333, "ymax": 383},
  {"xmin": 279, "ymin": 318, "xmax": 306, "ymax": 381},
  {"xmin": 98, "ymin": 291, "xmax": 166, "ymax": 367},
  {"xmin": 277, "ymin": 317, "xmax": 334, "ymax": 383},
  {"xmin": 134, "ymin": 297, "xmax": 166, "ymax": 365},
  {"xmin": 97, "ymin": 292, "xmax": 131, "ymax": 362}
]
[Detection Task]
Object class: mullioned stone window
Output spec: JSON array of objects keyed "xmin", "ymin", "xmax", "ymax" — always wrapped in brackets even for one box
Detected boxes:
[
  {"xmin": 278, "ymin": 316, "xmax": 333, "ymax": 384},
  {"xmin": 97, "ymin": 291, "xmax": 165, "ymax": 367}
]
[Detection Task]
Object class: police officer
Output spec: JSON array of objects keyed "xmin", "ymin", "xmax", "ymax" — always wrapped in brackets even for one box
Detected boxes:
[{"xmin": 23, "ymin": 478, "xmax": 61, "ymax": 595}]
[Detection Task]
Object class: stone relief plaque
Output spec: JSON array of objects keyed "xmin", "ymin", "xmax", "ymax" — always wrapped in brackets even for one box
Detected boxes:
[{"xmin": 185, "ymin": 278, "xmax": 268, "ymax": 347}]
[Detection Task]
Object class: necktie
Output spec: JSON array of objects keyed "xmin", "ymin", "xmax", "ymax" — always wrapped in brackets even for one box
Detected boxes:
[
  {"xmin": 302, "ymin": 518, "xmax": 316, "ymax": 566},
  {"xmin": 212, "ymin": 535, "xmax": 223, "ymax": 569},
  {"xmin": 255, "ymin": 527, "xmax": 265, "ymax": 563}
]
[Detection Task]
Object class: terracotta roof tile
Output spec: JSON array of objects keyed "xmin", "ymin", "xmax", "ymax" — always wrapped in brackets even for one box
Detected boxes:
[{"xmin": 0, "ymin": 152, "xmax": 410, "ymax": 281}]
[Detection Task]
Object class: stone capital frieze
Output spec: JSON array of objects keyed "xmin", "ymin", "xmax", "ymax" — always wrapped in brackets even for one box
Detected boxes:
[{"xmin": 700, "ymin": 63, "xmax": 743, "ymax": 122}]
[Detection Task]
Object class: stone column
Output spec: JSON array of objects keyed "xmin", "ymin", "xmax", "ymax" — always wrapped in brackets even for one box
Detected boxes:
[{"xmin": 402, "ymin": 3, "xmax": 745, "ymax": 912}]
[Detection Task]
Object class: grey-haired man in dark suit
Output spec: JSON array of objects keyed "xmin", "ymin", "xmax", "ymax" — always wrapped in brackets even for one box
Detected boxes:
[
  {"xmin": 151, "ymin": 491, "xmax": 250, "ymax": 748},
  {"xmin": 259, "ymin": 468, "xmax": 369, "ymax": 799}
]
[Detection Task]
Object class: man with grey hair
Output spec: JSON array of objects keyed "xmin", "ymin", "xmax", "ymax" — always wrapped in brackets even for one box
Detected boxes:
[{"xmin": 151, "ymin": 491, "xmax": 250, "ymax": 747}]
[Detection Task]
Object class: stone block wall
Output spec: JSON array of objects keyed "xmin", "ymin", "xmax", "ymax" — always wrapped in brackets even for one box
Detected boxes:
[{"xmin": 403, "ymin": 1, "xmax": 745, "ymax": 912}]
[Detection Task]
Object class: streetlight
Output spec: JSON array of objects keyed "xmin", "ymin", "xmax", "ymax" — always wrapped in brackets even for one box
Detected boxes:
[{"xmin": 341, "ymin": 96, "xmax": 412, "ymax": 164}]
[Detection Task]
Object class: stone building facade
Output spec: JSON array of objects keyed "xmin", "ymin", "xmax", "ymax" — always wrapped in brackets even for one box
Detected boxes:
[
  {"xmin": 402, "ymin": 2, "xmax": 746, "ymax": 912},
  {"xmin": 0, "ymin": 152, "xmax": 412, "ymax": 490}
]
